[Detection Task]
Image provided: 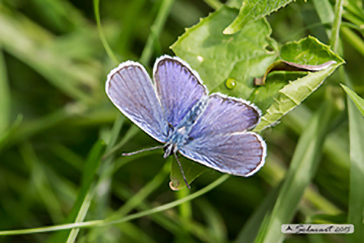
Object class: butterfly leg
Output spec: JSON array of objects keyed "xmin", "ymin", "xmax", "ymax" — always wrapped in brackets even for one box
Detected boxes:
[{"xmin": 173, "ymin": 153, "xmax": 191, "ymax": 189}]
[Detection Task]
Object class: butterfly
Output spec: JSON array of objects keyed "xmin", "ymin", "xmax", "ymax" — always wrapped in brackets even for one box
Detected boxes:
[{"xmin": 106, "ymin": 55, "xmax": 266, "ymax": 188}]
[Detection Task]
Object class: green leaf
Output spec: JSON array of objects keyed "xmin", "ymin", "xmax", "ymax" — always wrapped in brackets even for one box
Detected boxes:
[
  {"xmin": 341, "ymin": 84, "xmax": 364, "ymax": 116},
  {"xmin": 171, "ymin": 9, "xmax": 343, "ymax": 186},
  {"xmin": 253, "ymin": 36, "xmax": 344, "ymax": 132},
  {"xmin": 249, "ymin": 71, "xmax": 306, "ymax": 112},
  {"xmin": 280, "ymin": 36, "xmax": 342, "ymax": 64},
  {"xmin": 223, "ymin": 0, "xmax": 293, "ymax": 34},
  {"xmin": 170, "ymin": 6, "xmax": 276, "ymax": 188},
  {"xmin": 255, "ymin": 102, "xmax": 333, "ymax": 242},
  {"xmin": 171, "ymin": 6, "xmax": 277, "ymax": 101},
  {"xmin": 172, "ymin": 10, "xmax": 343, "ymax": 133}
]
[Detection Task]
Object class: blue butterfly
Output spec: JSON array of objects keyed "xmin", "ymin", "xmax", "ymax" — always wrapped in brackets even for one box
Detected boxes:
[{"xmin": 106, "ymin": 56, "xmax": 266, "ymax": 188}]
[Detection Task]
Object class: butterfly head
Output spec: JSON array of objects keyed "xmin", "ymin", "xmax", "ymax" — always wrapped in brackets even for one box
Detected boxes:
[{"xmin": 163, "ymin": 143, "xmax": 177, "ymax": 158}]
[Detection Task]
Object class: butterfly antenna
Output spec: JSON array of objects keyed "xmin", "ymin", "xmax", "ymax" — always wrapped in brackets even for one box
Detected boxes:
[
  {"xmin": 173, "ymin": 153, "xmax": 191, "ymax": 189},
  {"xmin": 122, "ymin": 146, "xmax": 164, "ymax": 156}
]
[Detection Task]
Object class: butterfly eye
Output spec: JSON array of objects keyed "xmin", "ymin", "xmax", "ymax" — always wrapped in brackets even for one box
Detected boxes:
[
  {"xmin": 163, "ymin": 144, "xmax": 170, "ymax": 153},
  {"xmin": 163, "ymin": 144, "xmax": 173, "ymax": 158}
]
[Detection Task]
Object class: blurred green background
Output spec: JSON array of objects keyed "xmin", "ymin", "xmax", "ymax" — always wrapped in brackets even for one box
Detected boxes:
[{"xmin": 0, "ymin": 0, "xmax": 364, "ymax": 242}]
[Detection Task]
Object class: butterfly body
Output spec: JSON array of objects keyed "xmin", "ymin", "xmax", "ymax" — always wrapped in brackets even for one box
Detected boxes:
[
  {"xmin": 106, "ymin": 55, "xmax": 267, "ymax": 178},
  {"xmin": 163, "ymin": 95, "xmax": 208, "ymax": 157}
]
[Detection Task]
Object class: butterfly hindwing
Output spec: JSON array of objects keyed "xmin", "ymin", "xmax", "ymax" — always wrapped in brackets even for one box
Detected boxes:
[
  {"xmin": 106, "ymin": 61, "xmax": 168, "ymax": 143},
  {"xmin": 179, "ymin": 94, "xmax": 266, "ymax": 176},
  {"xmin": 180, "ymin": 132, "xmax": 266, "ymax": 176}
]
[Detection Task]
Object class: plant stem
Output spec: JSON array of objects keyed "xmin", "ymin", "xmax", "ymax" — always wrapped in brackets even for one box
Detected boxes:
[
  {"xmin": 341, "ymin": 26, "xmax": 364, "ymax": 57},
  {"xmin": 140, "ymin": 0, "xmax": 175, "ymax": 65},
  {"xmin": 330, "ymin": 0, "xmax": 344, "ymax": 52},
  {"xmin": 0, "ymin": 174, "xmax": 229, "ymax": 236},
  {"xmin": 94, "ymin": 0, "xmax": 119, "ymax": 64},
  {"xmin": 203, "ymin": 0, "xmax": 223, "ymax": 10}
]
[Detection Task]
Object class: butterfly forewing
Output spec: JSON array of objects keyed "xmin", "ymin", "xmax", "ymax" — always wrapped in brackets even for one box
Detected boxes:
[
  {"xmin": 179, "ymin": 93, "xmax": 266, "ymax": 176},
  {"xmin": 154, "ymin": 56, "xmax": 208, "ymax": 128},
  {"xmin": 106, "ymin": 61, "xmax": 168, "ymax": 143}
]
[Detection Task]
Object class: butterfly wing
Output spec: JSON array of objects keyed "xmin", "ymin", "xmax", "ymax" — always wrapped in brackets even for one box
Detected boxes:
[
  {"xmin": 153, "ymin": 56, "xmax": 208, "ymax": 128},
  {"xmin": 106, "ymin": 61, "xmax": 168, "ymax": 143},
  {"xmin": 179, "ymin": 93, "xmax": 266, "ymax": 176}
]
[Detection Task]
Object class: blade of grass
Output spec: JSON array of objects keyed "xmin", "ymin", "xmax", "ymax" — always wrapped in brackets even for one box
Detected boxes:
[
  {"xmin": 51, "ymin": 118, "xmax": 124, "ymax": 243},
  {"xmin": 93, "ymin": 115, "xmax": 124, "ymax": 242},
  {"xmin": 0, "ymin": 46, "xmax": 10, "ymax": 134},
  {"xmin": 108, "ymin": 161, "xmax": 170, "ymax": 220},
  {"xmin": 348, "ymin": 101, "xmax": 364, "ymax": 243},
  {"xmin": 139, "ymin": 0, "xmax": 174, "ymax": 66},
  {"xmin": 90, "ymin": 0, "xmax": 175, "ymax": 238},
  {"xmin": 0, "ymin": 174, "xmax": 229, "ymax": 236},
  {"xmin": 341, "ymin": 84, "xmax": 364, "ymax": 116},
  {"xmin": 261, "ymin": 154, "xmax": 342, "ymax": 215},
  {"xmin": 48, "ymin": 140, "xmax": 107, "ymax": 243},
  {"xmin": 50, "ymin": 144, "xmax": 84, "ymax": 171},
  {"xmin": 312, "ymin": 0, "xmax": 334, "ymax": 38},
  {"xmin": 99, "ymin": 0, "xmax": 175, "ymax": 159},
  {"xmin": 103, "ymin": 125, "xmax": 140, "ymax": 159},
  {"xmin": 113, "ymin": 184, "xmax": 181, "ymax": 234},
  {"xmin": 236, "ymin": 183, "xmax": 281, "ymax": 243},
  {"xmin": 332, "ymin": 0, "xmax": 364, "ymax": 239},
  {"xmin": 255, "ymin": 101, "xmax": 333, "ymax": 242},
  {"xmin": 341, "ymin": 26, "xmax": 364, "ymax": 57},
  {"xmin": 31, "ymin": 0, "xmax": 86, "ymax": 32},
  {"xmin": 0, "ymin": 114, "xmax": 22, "ymax": 152},
  {"xmin": 113, "ymin": 182, "xmax": 223, "ymax": 242},
  {"xmin": 197, "ymin": 199, "xmax": 227, "ymax": 242},
  {"xmin": 236, "ymin": 152, "xmax": 342, "ymax": 242},
  {"xmin": 20, "ymin": 142, "xmax": 64, "ymax": 223},
  {"xmin": 0, "ymin": 12, "xmax": 97, "ymax": 103},
  {"xmin": 114, "ymin": 222, "xmax": 157, "ymax": 243},
  {"xmin": 66, "ymin": 140, "xmax": 107, "ymax": 243},
  {"xmin": 285, "ymin": 106, "xmax": 350, "ymax": 205},
  {"xmin": 341, "ymin": 72, "xmax": 364, "ymax": 243},
  {"xmin": 51, "ymin": 116, "xmax": 124, "ymax": 243},
  {"xmin": 6, "ymin": 104, "xmax": 83, "ymax": 150},
  {"xmin": 115, "ymin": 0, "xmax": 148, "ymax": 56}
]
